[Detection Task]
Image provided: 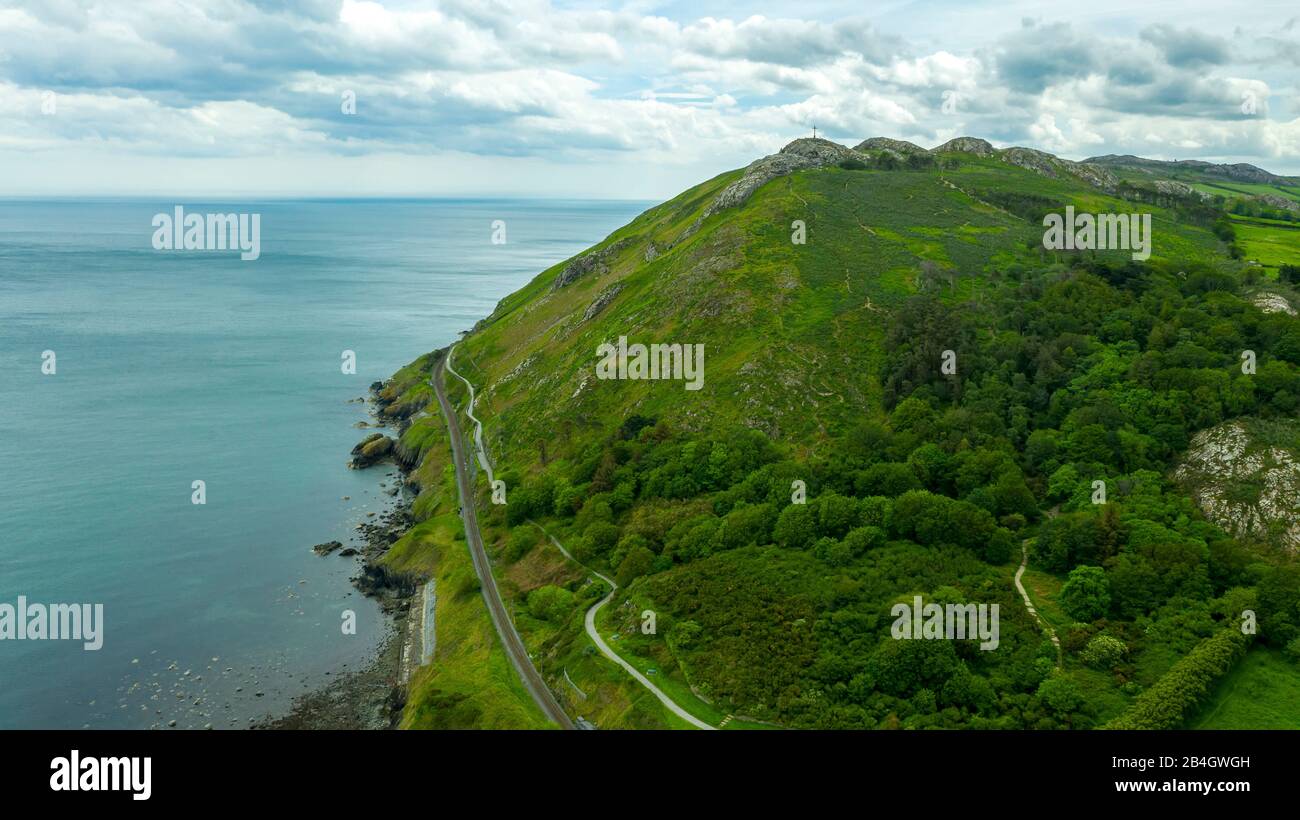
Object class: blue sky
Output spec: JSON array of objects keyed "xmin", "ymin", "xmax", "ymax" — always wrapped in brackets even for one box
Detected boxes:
[{"xmin": 1, "ymin": 0, "xmax": 1297, "ymax": 197}]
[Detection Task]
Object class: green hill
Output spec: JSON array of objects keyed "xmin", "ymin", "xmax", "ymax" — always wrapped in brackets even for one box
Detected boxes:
[{"xmin": 385, "ymin": 137, "xmax": 1300, "ymax": 729}]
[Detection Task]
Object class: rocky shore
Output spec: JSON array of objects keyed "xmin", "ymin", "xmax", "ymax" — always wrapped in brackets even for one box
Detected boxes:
[{"xmin": 261, "ymin": 383, "xmax": 422, "ymax": 730}]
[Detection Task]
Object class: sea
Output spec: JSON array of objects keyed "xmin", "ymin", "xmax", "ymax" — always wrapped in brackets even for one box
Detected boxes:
[{"xmin": 0, "ymin": 197, "xmax": 649, "ymax": 728}]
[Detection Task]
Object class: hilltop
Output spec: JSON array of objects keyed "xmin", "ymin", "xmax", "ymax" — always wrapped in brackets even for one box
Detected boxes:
[
  {"xmin": 1084, "ymin": 153, "xmax": 1300, "ymax": 187},
  {"xmin": 378, "ymin": 136, "xmax": 1300, "ymax": 730}
]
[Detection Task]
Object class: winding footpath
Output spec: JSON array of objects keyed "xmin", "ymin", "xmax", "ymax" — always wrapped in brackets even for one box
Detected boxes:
[
  {"xmin": 442, "ymin": 344, "xmax": 714, "ymax": 730},
  {"xmin": 1014, "ymin": 542, "xmax": 1062, "ymax": 667},
  {"xmin": 433, "ymin": 349, "xmax": 574, "ymax": 729}
]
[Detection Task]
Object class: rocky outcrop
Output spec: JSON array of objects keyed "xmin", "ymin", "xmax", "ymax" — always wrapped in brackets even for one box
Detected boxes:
[
  {"xmin": 1151, "ymin": 179, "xmax": 1199, "ymax": 198},
  {"xmin": 312, "ymin": 540, "xmax": 344, "ymax": 555},
  {"xmin": 697, "ymin": 138, "xmax": 861, "ymax": 225},
  {"xmin": 996, "ymin": 146, "xmax": 1118, "ymax": 192},
  {"xmin": 932, "ymin": 136, "xmax": 996, "ymax": 156},
  {"xmin": 1000, "ymin": 146, "xmax": 1065, "ymax": 178},
  {"xmin": 1174, "ymin": 419, "xmax": 1300, "ymax": 552},
  {"xmin": 582, "ymin": 283, "xmax": 623, "ymax": 321},
  {"xmin": 1254, "ymin": 194, "xmax": 1300, "ymax": 214},
  {"xmin": 1251, "ymin": 292, "xmax": 1297, "ymax": 316},
  {"xmin": 350, "ymin": 433, "xmax": 395, "ymax": 468},
  {"xmin": 779, "ymin": 137, "xmax": 860, "ymax": 165},
  {"xmin": 856, "ymin": 136, "xmax": 926, "ymax": 155},
  {"xmin": 704, "ymin": 152, "xmax": 818, "ymax": 218},
  {"xmin": 551, "ymin": 238, "xmax": 632, "ymax": 291},
  {"xmin": 1084, "ymin": 154, "xmax": 1298, "ymax": 186}
]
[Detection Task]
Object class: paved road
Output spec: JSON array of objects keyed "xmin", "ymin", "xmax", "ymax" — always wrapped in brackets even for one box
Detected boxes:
[
  {"xmin": 433, "ymin": 350, "xmax": 574, "ymax": 729},
  {"xmin": 530, "ymin": 523, "xmax": 714, "ymax": 730}
]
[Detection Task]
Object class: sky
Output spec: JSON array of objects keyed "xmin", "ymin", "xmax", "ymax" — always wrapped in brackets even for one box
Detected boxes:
[{"xmin": 1, "ymin": 0, "xmax": 1297, "ymax": 198}]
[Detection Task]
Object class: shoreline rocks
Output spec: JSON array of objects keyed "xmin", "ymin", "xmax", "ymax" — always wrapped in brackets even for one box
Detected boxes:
[
  {"xmin": 349, "ymin": 433, "xmax": 395, "ymax": 468},
  {"xmin": 312, "ymin": 540, "xmax": 343, "ymax": 556}
]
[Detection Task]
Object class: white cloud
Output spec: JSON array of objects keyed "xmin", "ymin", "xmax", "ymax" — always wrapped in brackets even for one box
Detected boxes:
[{"xmin": 0, "ymin": 0, "xmax": 1296, "ymax": 196}]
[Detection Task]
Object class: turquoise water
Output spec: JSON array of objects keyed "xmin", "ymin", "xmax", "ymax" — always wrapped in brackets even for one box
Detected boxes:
[{"xmin": 0, "ymin": 198, "xmax": 648, "ymax": 728}]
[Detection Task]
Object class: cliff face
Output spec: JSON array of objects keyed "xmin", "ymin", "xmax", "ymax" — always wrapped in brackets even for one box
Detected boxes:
[{"xmin": 1174, "ymin": 419, "xmax": 1300, "ymax": 552}]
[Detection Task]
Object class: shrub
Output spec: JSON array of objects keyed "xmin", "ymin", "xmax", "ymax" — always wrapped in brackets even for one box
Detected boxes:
[
  {"xmin": 527, "ymin": 585, "xmax": 575, "ymax": 622},
  {"xmin": 773, "ymin": 504, "xmax": 816, "ymax": 550},
  {"xmin": 1080, "ymin": 634, "xmax": 1127, "ymax": 669},
  {"xmin": 1106, "ymin": 628, "xmax": 1251, "ymax": 729},
  {"xmin": 616, "ymin": 545, "xmax": 656, "ymax": 587}
]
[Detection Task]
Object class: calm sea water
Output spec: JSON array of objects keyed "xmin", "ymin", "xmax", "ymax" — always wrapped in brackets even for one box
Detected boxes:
[{"xmin": 0, "ymin": 198, "xmax": 648, "ymax": 728}]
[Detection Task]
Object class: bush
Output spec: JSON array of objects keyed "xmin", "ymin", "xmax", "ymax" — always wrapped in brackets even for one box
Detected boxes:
[
  {"xmin": 1106, "ymin": 628, "xmax": 1251, "ymax": 729},
  {"xmin": 1284, "ymin": 637, "xmax": 1300, "ymax": 664},
  {"xmin": 584, "ymin": 521, "xmax": 621, "ymax": 556},
  {"xmin": 842, "ymin": 526, "xmax": 887, "ymax": 557},
  {"xmin": 773, "ymin": 504, "xmax": 816, "ymax": 550},
  {"xmin": 506, "ymin": 527, "xmax": 537, "ymax": 561},
  {"xmin": 454, "ymin": 573, "xmax": 481, "ymax": 600},
  {"xmin": 527, "ymin": 585, "xmax": 575, "ymax": 622},
  {"xmin": 1036, "ymin": 675, "xmax": 1083, "ymax": 715},
  {"xmin": 1080, "ymin": 634, "xmax": 1127, "ymax": 669}
]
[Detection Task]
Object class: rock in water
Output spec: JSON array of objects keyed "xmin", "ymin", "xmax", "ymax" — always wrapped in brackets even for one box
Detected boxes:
[{"xmin": 349, "ymin": 433, "xmax": 395, "ymax": 468}]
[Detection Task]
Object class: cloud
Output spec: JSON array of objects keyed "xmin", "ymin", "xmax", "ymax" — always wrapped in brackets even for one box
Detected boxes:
[
  {"xmin": 1139, "ymin": 24, "xmax": 1232, "ymax": 68},
  {"xmin": 0, "ymin": 0, "xmax": 1295, "ymax": 195}
]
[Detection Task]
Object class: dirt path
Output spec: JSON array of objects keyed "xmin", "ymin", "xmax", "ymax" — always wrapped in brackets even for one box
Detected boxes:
[{"xmin": 1014, "ymin": 541, "xmax": 1062, "ymax": 667}]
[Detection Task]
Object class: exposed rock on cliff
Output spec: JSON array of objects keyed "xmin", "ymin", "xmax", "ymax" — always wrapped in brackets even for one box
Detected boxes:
[
  {"xmin": 1174, "ymin": 419, "xmax": 1300, "ymax": 552},
  {"xmin": 1252, "ymin": 292, "xmax": 1297, "ymax": 316},
  {"xmin": 702, "ymin": 138, "xmax": 858, "ymax": 221},
  {"xmin": 551, "ymin": 238, "xmax": 633, "ymax": 291},
  {"xmin": 582, "ymin": 283, "xmax": 623, "ymax": 322}
]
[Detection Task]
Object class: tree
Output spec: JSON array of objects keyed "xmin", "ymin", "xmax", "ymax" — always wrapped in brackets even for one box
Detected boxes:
[
  {"xmin": 773, "ymin": 504, "xmax": 816, "ymax": 550},
  {"xmin": 842, "ymin": 526, "xmax": 887, "ymax": 557},
  {"xmin": 616, "ymin": 545, "xmax": 656, "ymax": 587},
  {"xmin": 1060, "ymin": 565, "xmax": 1111, "ymax": 621},
  {"xmin": 527, "ymin": 585, "xmax": 575, "ymax": 622},
  {"xmin": 584, "ymin": 521, "xmax": 621, "ymax": 556},
  {"xmin": 1036, "ymin": 675, "xmax": 1082, "ymax": 715},
  {"xmin": 814, "ymin": 492, "xmax": 860, "ymax": 538},
  {"xmin": 506, "ymin": 527, "xmax": 537, "ymax": 561},
  {"xmin": 1080, "ymin": 634, "xmax": 1127, "ymax": 669}
]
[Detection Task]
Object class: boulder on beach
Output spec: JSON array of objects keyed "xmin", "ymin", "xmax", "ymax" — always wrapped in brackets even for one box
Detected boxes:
[{"xmin": 350, "ymin": 433, "xmax": 395, "ymax": 468}]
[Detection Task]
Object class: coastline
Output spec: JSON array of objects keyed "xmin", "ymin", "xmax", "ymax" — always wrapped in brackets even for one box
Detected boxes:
[{"xmin": 260, "ymin": 382, "xmax": 423, "ymax": 730}]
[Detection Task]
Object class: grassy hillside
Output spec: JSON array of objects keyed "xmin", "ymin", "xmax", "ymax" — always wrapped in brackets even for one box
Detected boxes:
[{"xmin": 389, "ymin": 137, "xmax": 1300, "ymax": 729}]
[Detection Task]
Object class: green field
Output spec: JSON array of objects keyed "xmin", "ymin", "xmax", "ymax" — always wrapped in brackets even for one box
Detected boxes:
[
  {"xmin": 1230, "ymin": 219, "xmax": 1300, "ymax": 270},
  {"xmin": 1189, "ymin": 648, "xmax": 1300, "ymax": 729},
  {"xmin": 1188, "ymin": 180, "xmax": 1300, "ymax": 204}
]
